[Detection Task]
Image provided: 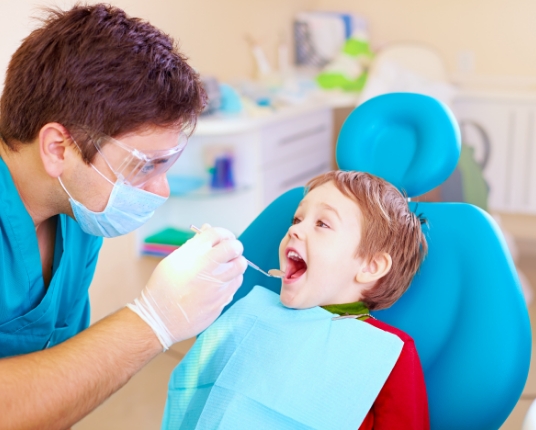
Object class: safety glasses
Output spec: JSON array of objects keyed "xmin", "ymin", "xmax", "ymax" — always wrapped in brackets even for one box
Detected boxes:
[{"xmin": 74, "ymin": 130, "xmax": 188, "ymax": 187}]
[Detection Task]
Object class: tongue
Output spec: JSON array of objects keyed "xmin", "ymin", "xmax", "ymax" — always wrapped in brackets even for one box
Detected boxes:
[
  {"xmin": 287, "ymin": 258, "xmax": 307, "ymax": 279},
  {"xmin": 291, "ymin": 266, "xmax": 307, "ymax": 279}
]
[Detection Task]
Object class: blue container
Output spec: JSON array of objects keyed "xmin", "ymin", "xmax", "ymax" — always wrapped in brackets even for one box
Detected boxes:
[{"xmin": 210, "ymin": 155, "xmax": 235, "ymax": 189}]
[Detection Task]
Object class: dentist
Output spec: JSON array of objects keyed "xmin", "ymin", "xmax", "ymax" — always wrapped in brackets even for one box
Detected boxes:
[{"xmin": 0, "ymin": 4, "xmax": 247, "ymax": 429}]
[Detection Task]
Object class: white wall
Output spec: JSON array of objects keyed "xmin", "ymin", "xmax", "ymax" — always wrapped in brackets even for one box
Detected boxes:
[
  {"xmin": 7, "ymin": 0, "xmax": 534, "ymax": 82},
  {"xmin": 0, "ymin": 0, "xmax": 311, "ymax": 88},
  {"xmin": 313, "ymin": 0, "xmax": 536, "ymax": 85}
]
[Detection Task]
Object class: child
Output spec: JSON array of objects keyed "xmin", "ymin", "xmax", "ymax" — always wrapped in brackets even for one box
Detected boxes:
[{"xmin": 163, "ymin": 170, "xmax": 429, "ymax": 430}]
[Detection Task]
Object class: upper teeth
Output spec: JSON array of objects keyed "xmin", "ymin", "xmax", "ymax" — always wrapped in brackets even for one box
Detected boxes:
[{"xmin": 288, "ymin": 251, "xmax": 302, "ymax": 261}]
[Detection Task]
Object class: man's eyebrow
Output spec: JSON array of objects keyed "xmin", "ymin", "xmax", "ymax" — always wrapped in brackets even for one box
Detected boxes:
[{"xmin": 319, "ymin": 202, "xmax": 341, "ymax": 221}]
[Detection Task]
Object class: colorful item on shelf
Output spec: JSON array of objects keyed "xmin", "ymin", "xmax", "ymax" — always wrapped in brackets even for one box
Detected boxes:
[
  {"xmin": 210, "ymin": 154, "xmax": 235, "ymax": 190},
  {"xmin": 219, "ymin": 83, "xmax": 243, "ymax": 114},
  {"xmin": 316, "ymin": 30, "xmax": 373, "ymax": 92},
  {"xmin": 141, "ymin": 243, "xmax": 180, "ymax": 257},
  {"xmin": 141, "ymin": 227, "xmax": 195, "ymax": 257},
  {"xmin": 294, "ymin": 12, "xmax": 352, "ymax": 68}
]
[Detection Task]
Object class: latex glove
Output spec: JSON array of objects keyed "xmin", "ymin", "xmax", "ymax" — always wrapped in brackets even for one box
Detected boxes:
[{"xmin": 127, "ymin": 225, "xmax": 247, "ymax": 350}]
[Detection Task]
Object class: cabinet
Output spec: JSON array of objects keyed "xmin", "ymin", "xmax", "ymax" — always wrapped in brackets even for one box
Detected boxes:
[
  {"xmin": 452, "ymin": 91, "xmax": 536, "ymax": 214},
  {"xmin": 136, "ymin": 103, "xmax": 333, "ymax": 253}
]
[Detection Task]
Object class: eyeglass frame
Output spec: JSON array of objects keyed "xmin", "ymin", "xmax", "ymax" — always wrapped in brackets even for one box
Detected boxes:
[{"xmin": 69, "ymin": 126, "xmax": 188, "ymax": 188}]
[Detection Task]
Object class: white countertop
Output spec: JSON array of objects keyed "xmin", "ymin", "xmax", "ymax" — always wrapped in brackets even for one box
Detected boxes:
[{"xmin": 194, "ymin": 90, "xmax": 359, "ymax": 136}]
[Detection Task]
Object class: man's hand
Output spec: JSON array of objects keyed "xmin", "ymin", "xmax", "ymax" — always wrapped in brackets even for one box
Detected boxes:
[{"xmin": 128, "ymin": 225, "xmax": 247, "ymax": 349}]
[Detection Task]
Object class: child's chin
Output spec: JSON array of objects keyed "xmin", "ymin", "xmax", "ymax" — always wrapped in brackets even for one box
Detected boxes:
[
  {"xmin": 279, "ymin": 293, "xmax": 294, "ymax": 308},
  {"xmin": 280, "ymin": 289, "xmax": 300, "ymax": 309},
  {"xmin": 280, "ymin": 290, "xmax": 313, "ymax": 310}
]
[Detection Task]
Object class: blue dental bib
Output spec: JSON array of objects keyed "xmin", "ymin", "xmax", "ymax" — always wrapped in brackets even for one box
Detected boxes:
[{"xmin": 162, "ymin": 286, "xmax": 403, "ymax": 430}]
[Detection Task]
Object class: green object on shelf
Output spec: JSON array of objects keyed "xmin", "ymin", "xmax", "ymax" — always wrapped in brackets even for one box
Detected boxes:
[
  {"xmin": 144, "ymin": 227, "xmax": 195, "ymax": 246},
  {"xmin": 316, "ymin": 31, "xmax": 373, "ymax": 92},
  {"xmin": 316, "ymin": 69, "xmax": 369, "ymax": 92},
  {"xmin": 343, "ymin": 38, "xmax": 373, "ymax": 57}
]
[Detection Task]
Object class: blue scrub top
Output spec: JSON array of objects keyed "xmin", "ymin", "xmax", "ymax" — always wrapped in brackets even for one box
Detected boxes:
[{"xmin": 0, "ymin": 157, "xmax": 103, "ymax": 358}]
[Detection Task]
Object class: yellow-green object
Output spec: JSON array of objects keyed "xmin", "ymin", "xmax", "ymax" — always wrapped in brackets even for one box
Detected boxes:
[
  {"xmin": 343, "ymin": 38, "xmax": 373, "ymax": 57},
  {"xmin": 316, "ymin": 32, "xmax": 373, "ymax": 92},
  {"xmin": 316, "ymin": 71, "xmax": 369, "ymax": 91}
]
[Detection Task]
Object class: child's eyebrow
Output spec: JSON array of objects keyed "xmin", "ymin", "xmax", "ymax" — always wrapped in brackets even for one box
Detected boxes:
[{"xmin": 319, "ymin": 203, "xmax": 341, "ymax": 221}]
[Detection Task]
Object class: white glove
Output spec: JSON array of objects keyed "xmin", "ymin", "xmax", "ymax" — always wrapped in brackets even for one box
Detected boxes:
[{"xmin": 127, "ymin": 225, "xmax": 247, "ymax": 350}]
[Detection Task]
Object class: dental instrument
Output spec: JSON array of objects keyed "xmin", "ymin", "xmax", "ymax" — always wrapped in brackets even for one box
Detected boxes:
[
  {"xmin": 268, "ymin": 269, "xmax": 285, "ymax": 278},
  {"xmin": 189, "ymin": 225, "xmax": 283, "ymax": 278}
]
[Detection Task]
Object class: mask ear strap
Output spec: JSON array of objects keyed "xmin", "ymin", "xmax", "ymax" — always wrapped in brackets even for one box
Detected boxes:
[
  {"xmin": 58, "ymin": 176, "xmax": 75, "ymax": 200},
  {"xmin": 90, "ymin": 163, "xmax": 115, "ymax": 186}
]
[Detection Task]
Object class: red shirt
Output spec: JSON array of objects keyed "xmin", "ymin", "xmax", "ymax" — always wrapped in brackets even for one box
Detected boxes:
[{"xmin": 359, "ymin": 318, "xmax": 430, "ymax": 430}]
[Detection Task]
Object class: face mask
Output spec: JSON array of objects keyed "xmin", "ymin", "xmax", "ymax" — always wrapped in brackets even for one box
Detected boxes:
[{"xmin": 58, "ymin": 165, "xmax": 167, "ymax": 238}]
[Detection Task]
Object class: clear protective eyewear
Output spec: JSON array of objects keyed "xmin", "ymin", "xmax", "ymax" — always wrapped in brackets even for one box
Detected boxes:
[{"xmin": 76, "ymin": 130, "xmax": 188, "ymax": 188}]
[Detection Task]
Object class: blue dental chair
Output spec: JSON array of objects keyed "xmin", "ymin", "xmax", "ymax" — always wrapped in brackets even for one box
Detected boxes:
[{"xmin": 232, "ymin": 93, "xmax": 532, "ymax": 430}]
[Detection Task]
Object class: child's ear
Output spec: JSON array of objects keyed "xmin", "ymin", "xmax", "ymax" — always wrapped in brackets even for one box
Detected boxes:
[{"xmin": 355, "ymin": 252, "xmax": 392, "ymax": 284}]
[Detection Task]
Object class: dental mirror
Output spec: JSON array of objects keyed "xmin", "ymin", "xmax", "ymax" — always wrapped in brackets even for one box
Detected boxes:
[{"xmin": 268, "ymin": 269, "xmax": 285, "ymax": 278}]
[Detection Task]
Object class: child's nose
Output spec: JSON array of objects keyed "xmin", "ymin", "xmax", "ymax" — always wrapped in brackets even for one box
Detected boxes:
[{"xmin": 289, "ymin": 223, "xmax": 305, "ymax": 240}]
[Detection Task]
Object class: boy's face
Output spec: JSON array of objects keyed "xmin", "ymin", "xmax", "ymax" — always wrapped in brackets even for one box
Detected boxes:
[{"xmin": 278, "ymin": 181, "xmax": 367, "ymax": 309}]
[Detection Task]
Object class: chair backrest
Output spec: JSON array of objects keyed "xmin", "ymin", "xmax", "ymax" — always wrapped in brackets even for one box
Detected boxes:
[
  {"xmin": 233, "ymin": 93, "xmax": 531, "ymax": 430},
  {"xmin": 359, "ymin": 41, "xmax": 456, "ymax": 111},
  {"xmin": 370, "ymin": 42, "xmax": 448, "ymax": 82}
]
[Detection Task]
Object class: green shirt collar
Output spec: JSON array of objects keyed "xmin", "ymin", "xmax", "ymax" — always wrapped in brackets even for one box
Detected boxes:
[{"xmin": 321, "ymin": 301, "xmax": 371, "ymax": 321}]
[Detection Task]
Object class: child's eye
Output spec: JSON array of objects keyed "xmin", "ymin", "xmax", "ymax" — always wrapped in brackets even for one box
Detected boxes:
[
  {"xmin": 317, "ymin": 220, "xmax": 330, "ymax": 228},
  {"xmin": 291, "ymin": 217, "xmax": 301, "ymax": 225}
]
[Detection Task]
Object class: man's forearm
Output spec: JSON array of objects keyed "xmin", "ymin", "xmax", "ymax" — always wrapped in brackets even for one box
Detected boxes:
[{"xmin": 0, "ymin": 307, "xmax": 162, "ymax": 430}]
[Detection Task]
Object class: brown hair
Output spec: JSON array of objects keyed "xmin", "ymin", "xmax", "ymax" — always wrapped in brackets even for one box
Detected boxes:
[
  {"xmin": 306, "ymin": 171, "xmax": 428, "ymax": 310},
  {"xmin": 0, "ymin": 3, "xmax": 206, "ymax": 162}
]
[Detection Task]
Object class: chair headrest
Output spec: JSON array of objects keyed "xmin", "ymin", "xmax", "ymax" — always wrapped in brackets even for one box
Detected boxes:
[{"xmin": 336, "ymin": 93, "xmax": 461, "ymax": 197}]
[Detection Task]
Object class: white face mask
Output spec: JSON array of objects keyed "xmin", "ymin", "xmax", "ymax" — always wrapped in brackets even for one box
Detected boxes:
[{"xmin": 58, "ymin": 164, "xmax": 167, "ymax": 238}]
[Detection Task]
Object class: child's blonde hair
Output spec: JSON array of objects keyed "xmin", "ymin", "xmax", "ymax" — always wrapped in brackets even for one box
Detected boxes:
[{"xmin": 306, "ymin": 171, "xmax": 428, "ymax": 310}]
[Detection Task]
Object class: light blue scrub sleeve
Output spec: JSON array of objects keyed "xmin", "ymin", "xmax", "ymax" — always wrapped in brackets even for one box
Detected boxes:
[{"xmin": 0, "ymin": 156, "xmax": 103, "ymax": 358}]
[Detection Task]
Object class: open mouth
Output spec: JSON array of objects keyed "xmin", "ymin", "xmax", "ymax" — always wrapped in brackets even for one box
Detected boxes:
[{"xmin": 285, "ymin": 248, "xmax": 308, "ymax": 281}]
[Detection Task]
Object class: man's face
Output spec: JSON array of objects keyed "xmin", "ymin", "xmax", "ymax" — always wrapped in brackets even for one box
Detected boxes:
[
  {"xmin": 278, "ymin": 181, "xmax": 366, "ymax": 309},
  {"xmin": 64, "ymin": 127, "xmax": 180, "ymax": 212}
]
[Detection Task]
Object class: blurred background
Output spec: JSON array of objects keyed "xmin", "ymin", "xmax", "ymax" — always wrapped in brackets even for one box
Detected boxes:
[{"xmin": 1, "ymin": 0, "xmax": 535, "ymax": 428}]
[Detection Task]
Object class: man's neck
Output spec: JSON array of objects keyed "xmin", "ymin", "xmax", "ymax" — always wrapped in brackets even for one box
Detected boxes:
[{"xmin": 0, "ymin": 143, "xmax": 62, "ymax": 228}]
